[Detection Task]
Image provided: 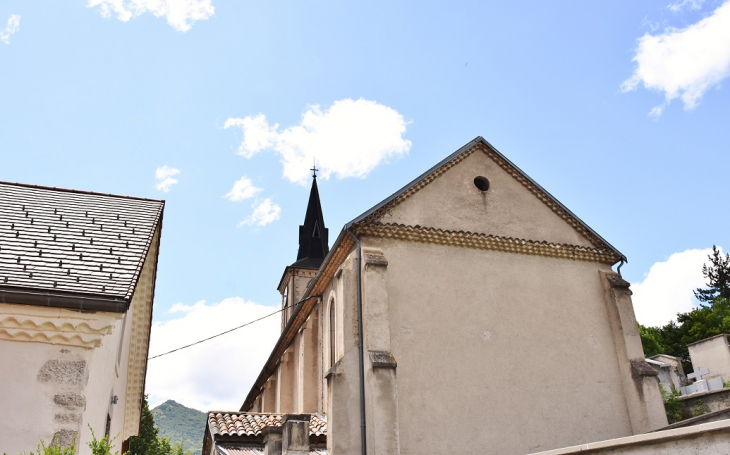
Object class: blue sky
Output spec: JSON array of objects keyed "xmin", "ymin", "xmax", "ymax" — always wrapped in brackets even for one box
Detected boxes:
[{"xmin": 1, "ymin": 0, "xmax": 729, "ymax": 410}]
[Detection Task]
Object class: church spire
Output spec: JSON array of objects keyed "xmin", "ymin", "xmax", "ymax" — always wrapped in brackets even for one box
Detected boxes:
[{"xmin": 292, "ymin": 170, "xmax": 329, "ymax": 269}]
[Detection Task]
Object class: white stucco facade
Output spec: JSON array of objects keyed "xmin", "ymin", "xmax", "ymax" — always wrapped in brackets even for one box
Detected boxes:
[{"xmin": 0, "ymin": 227, "xmax": 160, "ymax": 454}]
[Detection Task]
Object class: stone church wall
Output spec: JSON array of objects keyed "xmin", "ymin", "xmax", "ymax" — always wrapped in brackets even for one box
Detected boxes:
[{"xmin": 363, "ymin": 235, "xmax": 654, "ymax": 455}]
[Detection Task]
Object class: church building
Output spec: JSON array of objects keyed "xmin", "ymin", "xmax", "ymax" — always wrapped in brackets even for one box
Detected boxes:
[{"xmin": 202, "ymin": 136, "xmax": 667, "ymax": 455}]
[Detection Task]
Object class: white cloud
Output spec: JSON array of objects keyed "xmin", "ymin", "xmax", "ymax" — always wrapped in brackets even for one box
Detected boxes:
[
  {"xmin": 224, "ymin": 115, "xmax": 279, "ymax": 159},
  {"xmin": 0, "ymin": 14, "xmax": 20, "ymax": 44},
  {"xmin": 87, "ymin": 0, "xmax": 214, "ymax": 32},
  {"xmin": 155, "ymin": 165, "xmax": 180, "ymax": 192},
  {"xmin": 146, "ymin": 297, "xmax": 280, "ymax": 411},
  {"xmin": 622, "ymin": 0, "xmax": 730, "ymax": 116},
  {"xmin": 225, "ymin": 98, "xmax": 412, "ymax": 186},
  {"xmin": 668, "ymin": 0, "xmax": 705, "ymax": 12},
  {"xmin": 238, "ymin": 198, "xmax": 281, "ymax": 227},
  {"xmin": 224, "ymin": 176, "xmax": 263, "ymax": 202},
  {"xmin": 631, "ymin": 248, "xmax": 716, "ymax": 327}
]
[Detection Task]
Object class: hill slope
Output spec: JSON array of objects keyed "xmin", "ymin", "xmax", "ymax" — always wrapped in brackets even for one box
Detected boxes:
[{"xmin": 151, "ymin": 400, "xmax": 207, "ymax": 455}]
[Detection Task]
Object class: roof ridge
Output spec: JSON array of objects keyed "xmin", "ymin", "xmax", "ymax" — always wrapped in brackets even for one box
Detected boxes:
[{"xmin": 0, "ymin": 181, "xmax": 165, "ymax": 204}]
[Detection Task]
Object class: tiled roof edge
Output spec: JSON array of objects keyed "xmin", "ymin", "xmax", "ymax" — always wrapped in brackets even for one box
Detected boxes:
[
  {"xmin": 122, "ymin": 202, "xmax": 165, "ymax": 301},
  {"xmin": 0, "ymin": 181, "xmax": 165, "ymax": 204},
  {"xmin": 346, "ymin": 137, "xmax": 482, "ymax": 227},
  {"xmin": 202, "ymin": 409, "xmax": 215, "ymax": 455}
]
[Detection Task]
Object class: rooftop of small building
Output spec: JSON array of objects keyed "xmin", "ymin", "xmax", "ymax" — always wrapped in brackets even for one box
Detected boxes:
[
  {"xmin": 203, "ymin": 412, "xmax": 327, "ymax": 455},
  {"xmin": 645, "ymin": 358, "xmax": 671, "ymax": 368},
  {"xmin": 207, "ymin": 412, "xmax": 326, "ymax": 439},
  {"xmin": 0, "ymin": 181, "xmax": 164, "ymax": 312},
  {"xmin": 214, "ymin": 446, "xmax": 326, "ymax": 455},
  {"xmin": 687, "ymin": 333, "xmax": 729, "ymax": 347}
]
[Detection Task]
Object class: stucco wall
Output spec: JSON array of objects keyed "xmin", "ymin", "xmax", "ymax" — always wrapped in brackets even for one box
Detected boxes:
[
  {"xmin": 78, "ymin": 311, "xmax": 131, "ymax": 453},
  {"xmin": 378, "ymin": 149, "xmax": 594, "ymax": 248},
  {"xmin": 530, "ymin": 419, "xmax": 730, "ymax": 455},
  {"xmin": 688, "ymin": 335, "xmax": 730, "ymax": 382},
  {"xmin": 0, "ymin": 227, "xmax": 159, "ymax": 454},
  {"xmin": 0, "ymin": 305, "xmax": 124, "ymax": 454},
  {"xmin": 681, "ymin": 388, "xmax": 730, "ymax": 417},
  {"xmin": 369, "ymin": 236, "xmax": 638, "ymax": 455}
]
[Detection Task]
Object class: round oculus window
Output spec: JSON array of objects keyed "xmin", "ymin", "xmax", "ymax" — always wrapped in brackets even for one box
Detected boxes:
[{"xmin": 474, "ymin": 176, "xmax": 490, "ymax": 192}]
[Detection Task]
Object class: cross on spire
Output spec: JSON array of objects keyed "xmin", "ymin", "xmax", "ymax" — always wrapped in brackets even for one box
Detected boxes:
[
  {"xmin": 291, "ymin": 168, "xmax": 329, "ymax": 269},
  {"xmin": 311, "ymin": 158, "xmax": 318, "ymax": 178}
]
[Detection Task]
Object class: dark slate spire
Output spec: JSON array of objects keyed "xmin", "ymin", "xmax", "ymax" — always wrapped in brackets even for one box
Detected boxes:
[{"xmin": 292, "ymin": 171, "xmax": 329, "ymax": 269}]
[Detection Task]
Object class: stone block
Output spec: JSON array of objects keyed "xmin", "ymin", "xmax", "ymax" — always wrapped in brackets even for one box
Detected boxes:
[
  {"xmin": 687, "ymin": 380, "xmax": 710, "ymax": 395},
  {"xmin": 369, "ymin": 350, "xmax": 397, "ymax": 368},
  {"xmin": 708, "ymin": 376, "xmax": 725, "ymax": 391},
  {"xmin": 52, "ymin": 430, "xmax": 77, "ymax": 448},
  {"xmin": 54, "ymin": 413, "xmax": 81, "ymax": 423},
  {"xmin": 38, "ymin": 360, "xmax": 87, "ymax": 385},
  {"xmin": 695, "ymin": 380, "xmax": 710, "ymax": 393},
  {"xmin": 53, "ymin": 393, "xmax": 86, "ymax": 410},
  {"xmin": 282, "ymin": 414, "xmax": 310, "ymax": 455},
  {"xmin": 263, "ymin": 425, "xmax": 283, "ymax": 455}
]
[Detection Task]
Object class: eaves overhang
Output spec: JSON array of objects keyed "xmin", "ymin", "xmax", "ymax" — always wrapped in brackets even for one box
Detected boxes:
[
  {"xmin": 0, "ymin": 286, "xmax": 129, "ymax": 312},
  {"xmin": 240, "ymin": 228, "xmax": 353, "ymax": 412}
]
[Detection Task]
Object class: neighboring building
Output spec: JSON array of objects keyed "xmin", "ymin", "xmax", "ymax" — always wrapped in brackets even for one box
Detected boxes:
[
  {"xmin": 688, "ymin": 334, "xmax": 730, "ymax": 385},
  {"xmin": 203, "ymin": 136, "xmax": 667, "ymax": 455},
  {"xmin": 0, "ymin": 182, "xmax": 164, "ymax": 454},
  {"xmin": 202, "ymin": 412, "xmax": 327, "ymax": 454},
  {"xmin": 648, "ymin": 354, "xmax": 685, "ymax": 393}
]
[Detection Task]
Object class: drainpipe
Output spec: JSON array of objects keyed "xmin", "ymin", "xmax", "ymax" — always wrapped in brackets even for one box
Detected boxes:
[{"xmin": 347, "ymin": 228, "xmax": 367, "ymax": 455}]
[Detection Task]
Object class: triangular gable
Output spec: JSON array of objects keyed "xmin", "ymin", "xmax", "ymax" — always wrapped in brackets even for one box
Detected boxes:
[{"xmin": 348, "ymin": 137, "xmax": 625, "ymax": 263}]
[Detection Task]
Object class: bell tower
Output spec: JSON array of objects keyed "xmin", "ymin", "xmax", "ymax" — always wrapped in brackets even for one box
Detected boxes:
[{"xmin": 278, "ymin": 167, "xmax": 329, "ymax": 330}]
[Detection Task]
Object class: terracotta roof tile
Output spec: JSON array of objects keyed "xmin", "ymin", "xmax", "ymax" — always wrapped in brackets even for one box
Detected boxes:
[
  {"xmin": 0, "ymin": 182, "xmax": 163, "ymax": 303},
  {"xmin": 208, "ymin": 412, "xmax": 327, "ymax": 438},
  {"xmin": 216, "ymin": 447, "xmax": 326, "ymax": 455}
]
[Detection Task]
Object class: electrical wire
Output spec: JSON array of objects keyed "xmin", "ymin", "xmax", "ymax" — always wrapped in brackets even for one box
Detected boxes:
[{"xmin": 147, "ymin": 299, "xmax": 303, "ymax": 360}]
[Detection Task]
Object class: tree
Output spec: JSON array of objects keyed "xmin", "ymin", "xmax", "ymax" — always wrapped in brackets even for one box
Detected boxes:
[
  {"xmin": 694, "ymin": 246, "xmax": 730, "ymax": 305},
  {"xmin": 639, "ymin": 324, "xmax": 664, "ymax": 358},
  {"xmin": 639, "ymin": 246, "xmax": 730, "ymax": 372},
  {"xmin": 128, "ymin": 397, "xmax": 160, "ymax": 455},
  {"xmin": 128, "ymin": 396, "xmax": 191, "ymax": 455}
]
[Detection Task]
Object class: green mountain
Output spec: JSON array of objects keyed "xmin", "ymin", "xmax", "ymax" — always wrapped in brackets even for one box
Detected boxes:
[{"xmin": 151, "ymin": 400, "xmax": 207, "ymax": 455}]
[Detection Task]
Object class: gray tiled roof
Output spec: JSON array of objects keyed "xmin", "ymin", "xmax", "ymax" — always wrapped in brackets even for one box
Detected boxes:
[{"xmin": 0, "ymin": 182, "xmax": 163, "ymax": 305}]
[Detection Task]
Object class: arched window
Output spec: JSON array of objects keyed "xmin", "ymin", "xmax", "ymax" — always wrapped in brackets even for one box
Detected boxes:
[
  {"xmin": 329, "ymin": 298, "xmax": 336, "ymax": 367},
  {"xmin": 282, "ymin": 284, "xmax": 290, "ymax": 327}
]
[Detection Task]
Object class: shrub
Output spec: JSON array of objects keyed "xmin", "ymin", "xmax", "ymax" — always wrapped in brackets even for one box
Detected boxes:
[
  {"xmin": 660, "ymin": 383, "xmax": 685, "ymax": 424},
  {"xmin": 692, "ymin": 399, "xmax": 707, "ymax": 417}
]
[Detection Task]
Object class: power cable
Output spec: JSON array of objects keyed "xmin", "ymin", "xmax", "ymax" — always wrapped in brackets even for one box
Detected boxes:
[{"xmin": 147, "ymin": 299, "xmax": 303, "ymax": 360}]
